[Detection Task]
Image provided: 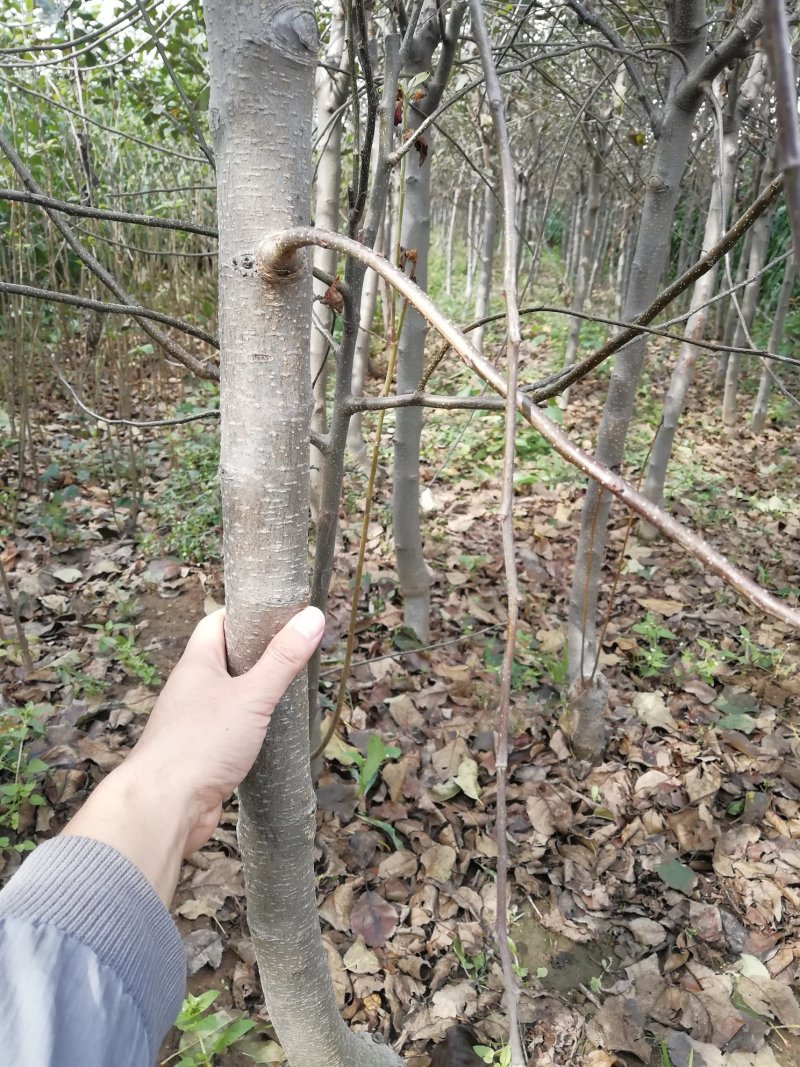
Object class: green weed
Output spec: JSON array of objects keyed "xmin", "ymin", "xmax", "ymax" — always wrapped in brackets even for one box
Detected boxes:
[
  {"xmin": 89, "ymin": 621, "xmax": 161, "ymax": 687},
  {"xmin": 167, "ymin": 991, "xmax": 256, "ymax": 1067},
  {"xmin": 0, "ymin": 703, "xmax": 50, "ymax": 854},
  {"xmin": 632, "ymin": 613, "xmax": 677, "ymax": 678}
]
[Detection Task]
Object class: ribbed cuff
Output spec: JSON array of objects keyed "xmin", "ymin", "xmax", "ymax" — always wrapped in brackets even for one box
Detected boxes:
[{"xmin": 0, "ymin": 835, "xmax": 186, "ymax": 1048}]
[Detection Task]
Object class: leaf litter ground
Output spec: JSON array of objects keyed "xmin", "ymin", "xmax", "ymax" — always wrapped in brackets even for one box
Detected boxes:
[{"xmin": 0, "ymin": 342, "xmax": 798, "ymax": 1067}]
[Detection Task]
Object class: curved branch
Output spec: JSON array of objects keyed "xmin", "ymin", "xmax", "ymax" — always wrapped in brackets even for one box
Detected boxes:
[{"xmin": 257, "ymin": 226, "xmax": 800, "ymax": 631}]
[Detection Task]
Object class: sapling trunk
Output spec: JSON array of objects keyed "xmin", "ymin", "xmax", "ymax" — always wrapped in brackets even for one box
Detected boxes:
[{"xmin": 204, "ymin": 3, "xmax": 401, "ymax": 1063}]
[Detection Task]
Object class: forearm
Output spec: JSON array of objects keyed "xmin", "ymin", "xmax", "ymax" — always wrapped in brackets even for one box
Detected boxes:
[{"xmin": 61, "ymin": 761, "xmax": 197, "ymax": 907}]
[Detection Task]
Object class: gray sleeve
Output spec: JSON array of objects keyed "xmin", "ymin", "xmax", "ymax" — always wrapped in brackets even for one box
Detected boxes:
[{"xmin": 0, "ymin": 835, "xmax": 186, "ymax": 1067}]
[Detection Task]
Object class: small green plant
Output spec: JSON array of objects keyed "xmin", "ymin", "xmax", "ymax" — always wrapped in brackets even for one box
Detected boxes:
[
  {"xmin": 508, "ymin": 937, "xmax": 528, "ymax": 981},
  {"xmin": 680, "ymin": 637, "xmax": 734, "ymax": 685},
  {"xmin": 349, "ymin": 734, "xmax": 401, "ymax": 798},
  {"xmin": 0, "ymin": 703, "xmax": 50, "ymax": 853},
  {"xmin": 89, "ymin": 621, "xmax": 161, "ymax": 687},
  {"xmin": 453, "ymin": 935, "xmax": 487, "ymax": 982},
  {"xmin": 589, "ymin": 955, "xmax": 614, "ymax": 994},
  {"xmin": 142, "ymin": 421, "xmax": 221, "ymax": 564},
  {"xmin": 167, "ymin": 990, "xmax": 255, "ymax": 1067},
  {"xmin": 632, "ymin": 613, "xmax": 677, "ymax": 677},
  {"xmin": 658, "ymin": 1040, "xmax": 693, "ymax": 1067},
  {"xmin": 737, "ymin": 626, "xmax": 782, "ymax": 671},
  {"xmin": 473, "ymin": 1043, "xmax": 511, "ymax": 1066}
]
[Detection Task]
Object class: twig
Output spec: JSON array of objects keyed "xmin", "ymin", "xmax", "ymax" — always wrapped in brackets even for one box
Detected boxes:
[
  {"xmin": 134, "ymin": 0, "xmax": 215, "ymax": 168},
  {"xmin": 0, "ymin": 187, "xmax": 217, "ymax": 237},
  {"xmin": 51, "ymin": 364, "xmax": 220, "ymax": 428},
  {"xmin": 526, "ymin": 173, "xmax": 785, "ymax": 401}
]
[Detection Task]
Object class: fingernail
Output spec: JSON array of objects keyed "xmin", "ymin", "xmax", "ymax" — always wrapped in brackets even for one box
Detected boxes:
[{"xmin": 289, "ymin": 606, "xmax": 325, "ymax": 641}]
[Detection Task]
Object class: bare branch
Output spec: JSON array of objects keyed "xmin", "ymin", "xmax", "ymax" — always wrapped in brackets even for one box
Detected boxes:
[
  {"xmin": 134, "ymin": 0, "xmax": 215, "ymax": 169},
  {"xmin": 0, "ymin": 280, "xmax": 218, "ymax": 348},
  {"xmin": 468, "ymin": 0, "xmax": 525, "ymax": 1060},
  {"xmin": 677, "ymin": 4, "xmax": 763, "ymax": 108},
  {"xmin": 53, "ymin": 365, "xmax": 220, "ymax": 428},
  {"xmin": 564, "ymin": 0, "xmax": 662, "ymax": 135},
  {"xmin": 527, "ymin": 173, "xmax": 785, "ymax": 401},
  {"xmin": 0, "ymin": 188, "xmax": 216, "ymax": 238}
]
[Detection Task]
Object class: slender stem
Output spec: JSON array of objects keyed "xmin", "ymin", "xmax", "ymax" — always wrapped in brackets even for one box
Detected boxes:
[
  {"xmin": 312, "ymin": 328, "xmax": 400, "ymax": 762},
  {"xmin": 0, "ymin": 281, "xmax": 217, "ymax": 348},
  {"xmin": 468, "ymin": 0, "xmax": 525, "ymax": 1061},
  {"xmin": 134, "ymin": 0, "xmax": 216, "ymax": 168},
  {"xmin": 0, "ymin": 556, "xmax": 34, "ymax": 675},
  {"xmin": 0, "ymin": 188, "xmax": 217, "ymax": 237},
  {"xmin": 528, "ymin": 173, "xmax": 785, "ymax": 402},
  {"xmin": 0, "ymin": 129, "xmax": 216, "ymax": 381}
]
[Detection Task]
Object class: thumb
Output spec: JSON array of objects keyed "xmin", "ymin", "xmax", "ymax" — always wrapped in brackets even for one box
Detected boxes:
[{"xmin": 239, "ymin": 606, "xmax": 325, "ymax": 709}]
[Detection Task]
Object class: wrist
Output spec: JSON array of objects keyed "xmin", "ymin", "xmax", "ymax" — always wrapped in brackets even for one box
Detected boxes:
[{"xmin": 62, "ymin": 758, "xmax": 198, "ymax": 906}]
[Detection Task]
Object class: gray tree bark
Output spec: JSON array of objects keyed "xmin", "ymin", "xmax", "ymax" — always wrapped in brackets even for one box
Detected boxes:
[
  {"xmin": 722, "ymin": 154, "xmax": 777, "ymax": 427},
  {"xmin": 560, "ymin": 136, "xmax": 605, "ymax": 407},
  {"xmin": 564, "ymin": 1, "xmax": 763, "ymax": 758},
  {"xmin": 392, "ymin": 3, "xmax": 464, "ymax": 640},
  {"xmin": 347, "ymin": 213, "xmax": 385, "ymax": 469},
  {"xmin": 309, "ymin": 5, "xmax": 349, "ymax": 520},
  {"xmin": 472, "ymin": 134, "xmax": 498, "ymax": 355},
  {"xmin": 465, "ymin": 180, "xmax": 478, "ymax": 300},
  {"xmin": 204, "ymin": 3, "xmax": 400, "ymax": 1063},
  {"xmin": 641, "ymin": 57, "xmax": 765, "ymax": 526},
  {"xmin": 752, "ymin": 254, "xmax": 796, "ymax": 433}
]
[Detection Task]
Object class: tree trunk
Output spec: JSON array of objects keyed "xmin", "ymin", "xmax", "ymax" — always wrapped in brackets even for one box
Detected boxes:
[
  {"xmin": 641, "ymin": 58, "xmax": 765, "ymax": 527},
  {"xmin": 204, "ymin": 3, "xmax": 400, "ymax": 1064},
  {"xmin": 392, "ymin": 4, "xmax": 464, "ymax": 641},
  {"xmin": 309, "ymin": 6, "xmax": 348, "ymax": 521},
  {"xmin": 722, "ymin": 180, "xmax": 776, "ymax": 427},
  {"xmin": 394, "ymin": 116, "xmax": 436, "ymax": 639},
  {"xmin": 587, "ymin": 197, "xmax": 610, "ymax": 299},
  {"xmin": 465, "ymin": 181, "xmax": 478, "ymax": 301},
  {"xmin": 564, "ymin": 1, "xmax": 762, "ymax": 759},
  {"xmin": 472, "ymin": 144, "xmax": 497, "ymax": 355},
  {"xmin": 715, "ymin": 223, "xmax": 754, "ymax": 387},
  {"xmin": 751, "ymin": 255, "xmax": 796, "ymax": 433},
  {"xmin": 560, "ymin": 142, "xmax": 604, "ymax": 406},
  {"xmin": 444, "ymin": 180, "xmax": 461, "ymax": 297}
]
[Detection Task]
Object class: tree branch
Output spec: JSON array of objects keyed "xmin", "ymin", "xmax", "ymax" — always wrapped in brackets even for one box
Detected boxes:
[
  {"xmin": 564, "ymin": 0, "xmax": 662, "ymax": 135},
  {"xmin": 256, "ymin": 225, "xmax": 800, "ymax": 631},
  {"xmin": 0, "ymin": 281, "xmax": 218, "ymax": 348},
  {"xmin": 468, "ymin": 0, "xmax": 525, "ymax": 1060},
  {"xmin": 763, "ymin": 0, "xmax": 800, "ymax": 270},
  {"xmin": 677, "ymin": 3, "xmax": 763, "ymax": 109},
  {"xmin": 0, "ymin": 188, "xmax": 217, "ymax": 238},
  {"xmin": 526, "ymin": 172, "xmax": 785, "ymax": 402}
]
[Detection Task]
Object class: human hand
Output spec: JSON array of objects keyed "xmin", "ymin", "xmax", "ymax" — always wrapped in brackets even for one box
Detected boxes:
[
  {"xmin": 63, "ymin": 606, "xmax": 325, "ymax": 903},
  {"xmin": 125, "ymin": 606, "xmax": 325, "ymax": 853}
]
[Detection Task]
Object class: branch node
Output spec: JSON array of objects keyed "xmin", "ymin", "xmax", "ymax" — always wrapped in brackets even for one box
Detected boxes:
[{"xmin": 256, "ymin": 238, "xmax": 306, "ymax": 285}]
